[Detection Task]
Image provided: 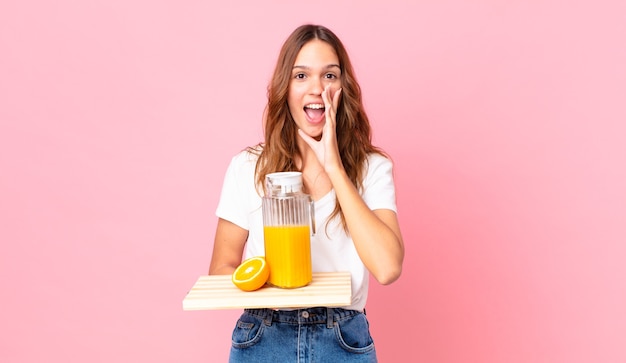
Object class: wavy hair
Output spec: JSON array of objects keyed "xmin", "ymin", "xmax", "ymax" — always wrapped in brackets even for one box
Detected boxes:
[{"xmin": 250, "ymin": 24, "xmax": 384, "ymax": 230}]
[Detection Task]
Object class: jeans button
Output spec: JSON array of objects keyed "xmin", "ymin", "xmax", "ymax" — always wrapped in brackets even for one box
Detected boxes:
[{"xmin": 302, "ymin": 311, "xmax": 309, "ymax": 318}]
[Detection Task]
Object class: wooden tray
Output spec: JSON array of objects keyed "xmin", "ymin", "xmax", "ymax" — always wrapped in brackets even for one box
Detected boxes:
[{"xmin": 183, "ymin": 271, "xmax": 352, "ymax": 310}]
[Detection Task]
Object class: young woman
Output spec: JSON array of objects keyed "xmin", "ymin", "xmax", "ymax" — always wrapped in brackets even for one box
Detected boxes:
[{"xmin": 209, "ymin": 24, "xmax": 404, "ymax": 362}]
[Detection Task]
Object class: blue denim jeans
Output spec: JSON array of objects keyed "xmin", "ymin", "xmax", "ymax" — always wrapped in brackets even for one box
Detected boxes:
[{"xmin": 229, "ymin": 307, "xmax": 377, "ymax": 362}]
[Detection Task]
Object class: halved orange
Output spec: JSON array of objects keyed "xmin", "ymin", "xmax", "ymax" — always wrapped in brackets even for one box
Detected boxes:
[{"xmin": 232, "ymin": 256, "xmax": 270, "ymax": 292}]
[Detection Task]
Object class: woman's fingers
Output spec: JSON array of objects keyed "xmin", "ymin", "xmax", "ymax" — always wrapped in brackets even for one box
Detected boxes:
[
  {"xmin": 332, "ymin": 87, "xmax": 342, "ymax": 111},
  {"xmin": 322, "ymin": 86, "xmax": 342, "ymax": 134}
]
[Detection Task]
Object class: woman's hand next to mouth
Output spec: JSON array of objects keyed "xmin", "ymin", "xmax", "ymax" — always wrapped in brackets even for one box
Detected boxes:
[{"xmin": 298, "ymin": 85, "xmax": 343, "ymax": 174}]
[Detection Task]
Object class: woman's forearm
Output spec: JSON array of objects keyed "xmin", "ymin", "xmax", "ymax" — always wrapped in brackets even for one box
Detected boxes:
[{"xmin": 328, "ymin": 168, "xmax": 405, "ymax": 285}]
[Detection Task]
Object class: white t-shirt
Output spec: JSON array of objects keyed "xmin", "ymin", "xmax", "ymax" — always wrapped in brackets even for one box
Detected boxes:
[{"xmin": 215, "ymin": 149, "xmax": 398, "ymax": 311}]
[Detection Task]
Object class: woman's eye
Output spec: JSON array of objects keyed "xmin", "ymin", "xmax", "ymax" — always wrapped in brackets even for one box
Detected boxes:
[
  {"xmin": 294, "ymin": 73, "xmax": 306, "ymax": 79},
  {"xmin": 324, "ymin": 73, "xmax": 337, "ymax": 79}
]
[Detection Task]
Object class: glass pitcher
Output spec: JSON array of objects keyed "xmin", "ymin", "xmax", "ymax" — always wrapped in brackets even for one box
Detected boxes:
[{"xmin": 262, "ymin": 172, "xmax": 315, "ymax": 288}]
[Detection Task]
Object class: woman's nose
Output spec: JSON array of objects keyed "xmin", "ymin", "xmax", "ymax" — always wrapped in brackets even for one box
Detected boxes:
[{"xmin": 310, "ymin": 76, "xmax": 325, "ymax": 95}]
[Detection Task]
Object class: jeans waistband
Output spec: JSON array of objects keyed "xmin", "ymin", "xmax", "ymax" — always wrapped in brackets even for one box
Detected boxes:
[{"xmin": 244, "ymin": 307, "xmax": 362, "ymax": 328}]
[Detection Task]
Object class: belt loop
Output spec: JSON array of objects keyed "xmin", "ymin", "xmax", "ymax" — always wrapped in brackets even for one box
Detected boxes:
[
  {"xmin": 326, "ymin": 307, "xmax": 334, "ymax": 329},
  {"xmin": 263, "ymin": 309, "xmax": 273, "ymax": 326}
]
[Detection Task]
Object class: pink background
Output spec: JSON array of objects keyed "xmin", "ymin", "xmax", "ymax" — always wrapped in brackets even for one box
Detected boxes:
[{"xmin": 1, "ymin": 1, "xmax": 625, "ymax": 362}]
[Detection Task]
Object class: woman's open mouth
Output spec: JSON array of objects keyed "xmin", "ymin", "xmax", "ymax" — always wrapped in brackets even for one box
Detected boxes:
[{"xmin": 304, "ymin": 103, "xmax": 325, "ymax": 123}]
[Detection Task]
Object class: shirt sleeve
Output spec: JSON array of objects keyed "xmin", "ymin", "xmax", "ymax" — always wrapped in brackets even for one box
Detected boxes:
[
  {"xmin": 361, "ymin": 153, "xmax": 398, "ymax": 213},
  {"xmin": 215, "ymin": 151, "xmax": 259, "ymax": 230}
]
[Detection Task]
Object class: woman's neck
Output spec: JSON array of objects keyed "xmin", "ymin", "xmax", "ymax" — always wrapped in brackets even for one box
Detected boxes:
[{"xmin": 296, "ymin": 143, "xmax": 332, "ymax": 200}]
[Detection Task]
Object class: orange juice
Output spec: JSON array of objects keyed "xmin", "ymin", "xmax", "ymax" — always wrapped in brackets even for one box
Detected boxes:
[{"xmin": 264, "ymin": 225, "xmax": 312, "ymax": 288}]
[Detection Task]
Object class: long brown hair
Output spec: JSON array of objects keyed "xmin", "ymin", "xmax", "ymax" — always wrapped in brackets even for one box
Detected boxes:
[{"xmin": 250, "ymin": 24, "xmax": 384, "ymax": 230}]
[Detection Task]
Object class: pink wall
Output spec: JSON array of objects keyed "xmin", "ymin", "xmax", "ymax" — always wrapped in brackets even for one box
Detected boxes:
[{"xmin": 1, "ymin": 1, "xmax": 625, "ymax": 362}]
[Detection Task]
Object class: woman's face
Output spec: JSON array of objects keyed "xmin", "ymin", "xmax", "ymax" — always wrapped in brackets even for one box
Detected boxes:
[{"xmin": 288, "ymin": 39, "xmax": 342, "ymax": 139}]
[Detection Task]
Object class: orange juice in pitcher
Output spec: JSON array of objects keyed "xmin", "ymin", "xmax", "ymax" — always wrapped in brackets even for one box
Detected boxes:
[
  {"xmin": 262, "ymin": 172, "xmax": 315, "ymax": 288},
  {"xmin": 264, "ymin": 225, "xmax": 312, "ymax": 288}
]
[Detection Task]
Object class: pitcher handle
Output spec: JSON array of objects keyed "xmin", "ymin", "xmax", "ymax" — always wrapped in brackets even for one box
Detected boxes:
[{"xmin": 309, "ymin": 200, "xmax": 316, "ymax": 236}]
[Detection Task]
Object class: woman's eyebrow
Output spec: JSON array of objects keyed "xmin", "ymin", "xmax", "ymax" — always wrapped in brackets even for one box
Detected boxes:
[{"xmin": 292, "ymin": 64, "xmax": 341, "ymax": 70}]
